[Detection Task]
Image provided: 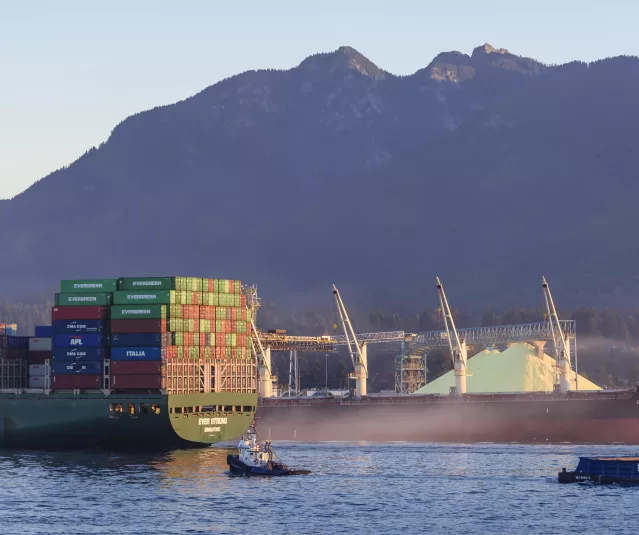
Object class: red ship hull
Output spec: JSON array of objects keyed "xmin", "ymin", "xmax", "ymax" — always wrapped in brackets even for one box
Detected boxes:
[{"xmin": 256, "ymin": 389, "xmax": 639, "ymax": 443}]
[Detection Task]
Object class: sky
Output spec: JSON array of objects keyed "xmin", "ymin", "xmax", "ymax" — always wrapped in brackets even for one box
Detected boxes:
[{"xmin": 1, "ymin": 0, "xmax": 638, "ymax": 199}]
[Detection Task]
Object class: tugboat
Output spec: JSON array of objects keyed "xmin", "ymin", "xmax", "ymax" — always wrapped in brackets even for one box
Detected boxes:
[
  {"xmin": 559, "ymin": 456, "xmax": 639, "ymax": 484},
  {"xmin": 227, "ymin": 422, "xmax": 311, "ymax": 477}
]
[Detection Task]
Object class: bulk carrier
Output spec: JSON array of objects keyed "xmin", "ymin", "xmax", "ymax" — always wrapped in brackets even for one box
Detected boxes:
[
  {"xmin": 256, "ymin": 388, "xmax": 639, "ymax": 443},
  {"xmin": 255, "ymin": 280, "xmax": 639, "ymax": 444},
  {"xmin": 0, "ymin": 277, "xmax": 258, "ymax": 450}
]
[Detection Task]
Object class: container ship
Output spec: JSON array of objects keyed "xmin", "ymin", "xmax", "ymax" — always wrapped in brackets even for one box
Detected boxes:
[{"xmin": 0, "ymin": 277, "xmax": 257, "ymax": 450}]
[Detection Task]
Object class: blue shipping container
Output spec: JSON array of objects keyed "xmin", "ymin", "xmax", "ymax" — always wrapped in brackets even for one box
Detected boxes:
[
  {"xmin": 53, "ymin": 334, "xmax": 106, "ymax": 348},
  {"xmin": 7, "ymin": 336, "xmax": 28, "ymax": 348},
  {"xmin": 110, "ymin": 333, "xmax": 168, "ymax": 347},
  {"xmin": 52, "ymin": 361, "xmax": 102, "ymax": 374},
  {"xmin": 110, "ymin": 347, "xmax": 165, "ymax": 361},
  {"xmin": 52, "ymin": 347, "xmax": 107, "ymax": 361},
  {"xmin": 52, "ymin": 320, "xmax": 107, "ymax": 334},
  {"xmin": 35, "ymin": 325, "xmax": 52, "ymax": 337}
]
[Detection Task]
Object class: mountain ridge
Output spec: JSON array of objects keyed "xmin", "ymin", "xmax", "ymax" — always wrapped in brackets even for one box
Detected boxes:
[{"xmin": 3, "ymin": 43, "xmax": 639, "ymax": 309}]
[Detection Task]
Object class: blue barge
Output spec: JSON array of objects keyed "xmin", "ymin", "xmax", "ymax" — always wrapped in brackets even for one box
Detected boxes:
[{"xmin": 559, "ymin": 457, "xmax": 639, "ymax": 484}]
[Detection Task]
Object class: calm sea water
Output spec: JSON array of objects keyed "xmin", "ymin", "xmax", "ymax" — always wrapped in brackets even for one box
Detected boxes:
[{"xmin": 1, "ymin": 442, "xmax": 638, "ymax": 535}]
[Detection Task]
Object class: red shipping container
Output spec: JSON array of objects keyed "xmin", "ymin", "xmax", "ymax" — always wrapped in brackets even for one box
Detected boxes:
[
  {"xmin": 240, "ymin": 294, "xmax": 247, "ymax": 308},
  {"xmin": 52, "ymin": 374, "xmax": 101, "ymax": 389},
  {"xmin": 111, "ymin": 374, "xmax": 162, "ymax": 389},
  {"xmin": 110, "ymin": 319, "xmax": 166, "ymax": 333},
  {"xmin": 216, "ymin": 333, "xmax": 226, "ymax": 346},
  {"xmin": 111, "ymin": 361, "xmax": 162, "ymax": 375},
  {"xmin": 231, "ymin": 308, "xmax": 238, "ymax": 321},
  {"xmin": 167, "ymin": 346, "xmax": 179, "ymax": 359},
  {"xmin": 199, "ymin": 347, "xmax": 213, "ymax": 358},
  {"xmin": 27, "ymin": 351, "xmax": 52, "ymax": 364},
  {"xmin": 52, "ymin": 306, "xmax": 108, "ymax": 321},
  {"xmin": 199, "ymin": 306, "xmax": 215, "ymax": 320},
  {"xmin": 4, "ymin": 348, "xmax": 26, "ymax": 359}
]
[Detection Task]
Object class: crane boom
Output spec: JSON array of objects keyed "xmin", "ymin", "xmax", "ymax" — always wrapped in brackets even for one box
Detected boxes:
[
  {"xmin": 542, "ymin": 276, "xmax": 572, "ymax": 393},
  {"xmin": 332, "ymin": 285, "xmax": 368, "ymax": 396},
  {"xmin": 436, "ymin": 277, "xmax": 469, "ymax": 396}
]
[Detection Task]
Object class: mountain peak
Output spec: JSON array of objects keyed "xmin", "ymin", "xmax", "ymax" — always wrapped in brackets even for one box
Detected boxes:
[
  {"xmin": 470, "ymin": 43, "xmax": 547, "ymax": 75},
  {"xmin": 473, "ymin": 43, "xmax": 510, "ymax": 57},
  {"xmin": 424, "ymin": 51, "xmax": 475, "ymax": 82},
  {"xmin": 298, "ymin": 46, "xmax": 387, "ymax": 80}
]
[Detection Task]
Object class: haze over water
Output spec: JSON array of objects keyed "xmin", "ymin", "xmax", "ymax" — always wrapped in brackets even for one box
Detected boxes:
[{"xmin": 1, "ymin": 442, "xmax": 637, "ymax": 534}]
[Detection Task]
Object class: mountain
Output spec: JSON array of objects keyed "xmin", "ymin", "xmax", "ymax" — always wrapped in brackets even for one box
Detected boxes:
[{"xmin": 3, "ymin": 43, "xmax": 639, "ymax": 309}]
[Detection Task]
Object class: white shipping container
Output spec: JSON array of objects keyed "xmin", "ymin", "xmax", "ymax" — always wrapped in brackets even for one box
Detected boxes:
[
  {"xmin": 28, "ymin": 364, "xmax": 47, "ymax": 377},
  {"xmin": 29, "ymin": 337, "xmax": 52, "ymax": 351},
  {"xmin": 28, "ymin": 375, "xmax": 46, "ymax": 388}
]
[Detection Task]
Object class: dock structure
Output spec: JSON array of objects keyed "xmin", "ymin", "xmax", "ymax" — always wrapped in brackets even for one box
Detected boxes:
[{"xmin": 252, "ymin": 279, "xmax": 579, "ymax": 398}]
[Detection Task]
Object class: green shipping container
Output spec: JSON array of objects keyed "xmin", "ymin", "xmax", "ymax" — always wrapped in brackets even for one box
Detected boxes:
[
  {"xmin": 60, "ymin": 279, "xmax": 117, "ymax": 293},
  {"xmin": 55, "ymin": 292, "xmax": 112, "ymax": 306},
  {"xmin": 113, "ymin": 291, "xmax": 173, "ymax": 305},
  {"xmin": 167, "ymin": 318, "xmax": 198, "ymax": 332},
  {"xmin": 110, "ymin": 305, "xmax": 167, "ymax": 320},
  {"xmin": 201, "ymin": 293, "xmax": 219, "ymax": 306},
  {"xmin": 175, "ymin": 277, "xmax": 202, "ymax": 291},
  {"xmin": 200, "ymin": 319, "xmax": 213, "ymax": 333},
  {"xmin": 172, "ymin": 332, "xmax": 200, "ymax": 346},
  {"xmin": 226, "ymin": 333, "xmax": 237, "ymax": 347},
  {"xmin": 118, "ymin": 277, "xmax": 175, "ymax": 291},
  {"xmin": 236, "ymin": 321, "xmax": 246, "ymax": 334}
]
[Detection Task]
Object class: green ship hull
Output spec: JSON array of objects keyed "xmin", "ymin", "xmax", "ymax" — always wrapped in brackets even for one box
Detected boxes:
[{"xmin": 0, "ymin": 391, "xmax": 257, "ymax": 450}]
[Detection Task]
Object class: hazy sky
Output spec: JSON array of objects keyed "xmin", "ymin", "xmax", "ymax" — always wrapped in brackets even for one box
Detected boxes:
[{"xmin": 1, "ymin": 0, "xmax": 637, "ymax": 199}]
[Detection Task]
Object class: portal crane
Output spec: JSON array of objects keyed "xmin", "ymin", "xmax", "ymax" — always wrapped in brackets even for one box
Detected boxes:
[
  {"xmin": 542, "ymin": 276, "xmax": 572, "ymax": 393},
  {"xmin": 251, "ymin": 319, "xmax": 277, "ymax": 398},
  {"xmin": 436, "ymin": 277, "xmax": 469, "ymax": 396},
  {"xmin": 332, "ymin": 285, "xmax": 367, "ymax": 397}
]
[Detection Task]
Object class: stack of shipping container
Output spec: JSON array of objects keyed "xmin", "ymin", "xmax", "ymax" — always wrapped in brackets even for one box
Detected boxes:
[
  {"xmin": 0, "ymin": 324, "xmax": 28, "ymax": 389},
  {"xmin": 28, "ymin": 327, "xmax": 52, "ymax": 388},
  {"xmin": 110, "ymin": 277, "xmax": 253, "ymax": 393},
  {"xmin": 52, "ymin": 279, "xmax": 114, "ymax": 389},
  {"xmin": 0, "ymin": 276, "xmax": 255, "ymax": 393}
]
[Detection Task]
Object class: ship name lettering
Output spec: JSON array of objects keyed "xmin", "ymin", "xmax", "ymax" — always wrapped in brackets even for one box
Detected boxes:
[
  {"xmin": 210, "ymin": 418, "xmax": 227, "ymax": 425},
  {"xmin": 198, "ymin": 418, "xmax": 227, "ymax": 425},
  {"xmin": 204, "ymin": 427, "xmax": 221, "ymax": 433}
]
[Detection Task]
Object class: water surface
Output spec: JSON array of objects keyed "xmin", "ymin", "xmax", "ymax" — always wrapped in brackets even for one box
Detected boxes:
[{"xmin": 1, "ymin": 442, "xmax": 637, "ymax": 534}]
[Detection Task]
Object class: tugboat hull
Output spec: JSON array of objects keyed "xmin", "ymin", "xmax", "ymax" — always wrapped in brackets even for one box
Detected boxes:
[{"xmin": 227, "ymin": 454, "xmax": 310, "ymax": 476}]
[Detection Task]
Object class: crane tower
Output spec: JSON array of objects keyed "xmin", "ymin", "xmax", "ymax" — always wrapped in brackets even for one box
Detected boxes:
[
  {"xmin": 436, "ymin": 277, "xmax": 469, "ymax": 396},
  {"xmin": 542, "ymin": 276, "xmax": 572, "ymax": 394}
]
